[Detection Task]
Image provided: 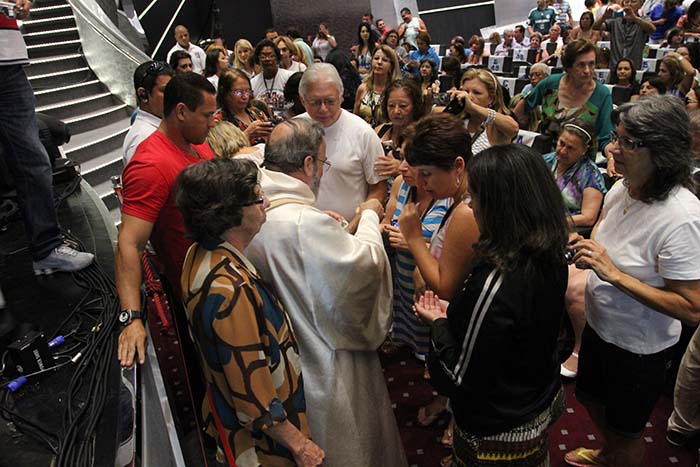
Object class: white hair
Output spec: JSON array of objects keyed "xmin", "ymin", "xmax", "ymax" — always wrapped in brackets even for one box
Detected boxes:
[{"xmin": 299, "ymin": 63, "xmax": 344, "ymax": 98}]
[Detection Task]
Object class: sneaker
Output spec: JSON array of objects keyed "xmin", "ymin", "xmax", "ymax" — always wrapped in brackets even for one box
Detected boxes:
[{"xmin": 33, "ymin": 245, "xmax": 94, "ymax": 275}]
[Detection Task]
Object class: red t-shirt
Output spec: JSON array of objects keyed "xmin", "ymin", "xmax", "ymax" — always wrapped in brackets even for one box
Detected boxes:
[{"xmin": 122, "ymin": 130, "xmax": 214, "ymax": 298}]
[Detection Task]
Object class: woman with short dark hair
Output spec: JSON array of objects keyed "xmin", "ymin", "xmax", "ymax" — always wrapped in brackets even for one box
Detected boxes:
[
  {"xmin": 565, "ymin": 95, "xmax": 700, "ymax": 467},
  {"xmin": 177, "ymin": 158, "xmax": 325, "ymax": 467},
  {"xmin": 414, "ymin": 143, "xmax": 569, "ymax": 467}
]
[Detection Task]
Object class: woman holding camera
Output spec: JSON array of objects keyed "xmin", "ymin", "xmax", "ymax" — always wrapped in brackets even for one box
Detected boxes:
[
  {"xmin": 565, "ymin": 95, "xmax": 700, "ymax": 467},
  {"xmin": 414, "ymin": 143, "xmax": 569, "ymax": 467},
  {"xmin": 218, "ymin": 69, "xmax": 274, "ymax": 145}
]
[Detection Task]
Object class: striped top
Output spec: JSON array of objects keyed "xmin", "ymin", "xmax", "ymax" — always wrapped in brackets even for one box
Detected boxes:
[{"xmin": 0, "ymin": 14, "xmax": 28, "ymax": 66}]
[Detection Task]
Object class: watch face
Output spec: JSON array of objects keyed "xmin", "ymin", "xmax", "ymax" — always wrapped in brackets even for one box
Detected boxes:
[{"xmin": 119, "ymin": 311, "xmax": 130, "ymax": 324}]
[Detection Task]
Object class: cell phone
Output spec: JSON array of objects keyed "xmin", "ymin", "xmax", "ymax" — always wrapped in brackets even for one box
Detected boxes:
[
  {"xmin": 614, "ymin": 10, "xmax": 624, "ymax": 17},
  {"xmin": 382, "ymin": 140, "xmax": 394, "ymax": 156}
]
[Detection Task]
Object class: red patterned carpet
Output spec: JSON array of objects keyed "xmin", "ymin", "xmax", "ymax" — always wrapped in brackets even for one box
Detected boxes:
[{"xmin": 381, "ymin": 348, "xmax": 698, "ymax": 467}]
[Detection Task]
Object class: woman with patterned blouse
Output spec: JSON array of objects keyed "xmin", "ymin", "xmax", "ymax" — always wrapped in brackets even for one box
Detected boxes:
[
  {"xmin": 177, "ymin": 158, "xmax": 324, "ymax": 467},
  {"xmin": 218, "ymin": 69, "xmax": 274, "ymax": 146}
]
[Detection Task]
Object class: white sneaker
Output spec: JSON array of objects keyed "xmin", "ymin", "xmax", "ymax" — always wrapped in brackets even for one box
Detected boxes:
[{"xmin": 33, "ymin": 245, "xmax": 94, "ymax": 275}]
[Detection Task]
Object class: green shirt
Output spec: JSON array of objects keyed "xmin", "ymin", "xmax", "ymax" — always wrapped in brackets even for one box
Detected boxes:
[{"xmin": 527, "ymin": 7, "xmax": 557, "ymax": 35}]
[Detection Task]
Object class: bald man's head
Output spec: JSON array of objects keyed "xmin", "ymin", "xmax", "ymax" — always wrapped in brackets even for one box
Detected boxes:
[{"xmin": 174, "ymin": 25, "xmax": 190, "ymax": 48}]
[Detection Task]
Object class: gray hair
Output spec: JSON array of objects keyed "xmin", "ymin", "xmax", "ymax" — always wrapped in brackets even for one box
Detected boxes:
[
  {"xmin": 264, "ymin": 118, "xmax": 325, "ymax": 173},
  {"xmin": 529, "ymin": 63, "xmax": 550, "ymax": 77},
  {"xmin": 615, "ymin": 94, "xmax": 694, "ymax": 202},
  {"xmin": 299, "ymin": 63, "xmax": 344, "ymax": 99},
  {"xmin": 503, "ymin": 28, "xmax": 514, "ymax": 35}
]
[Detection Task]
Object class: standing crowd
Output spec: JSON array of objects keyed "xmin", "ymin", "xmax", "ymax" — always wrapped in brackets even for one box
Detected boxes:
[{"xmin": 114, "ymin": 1, "xmax": 700, "ymax": 466}]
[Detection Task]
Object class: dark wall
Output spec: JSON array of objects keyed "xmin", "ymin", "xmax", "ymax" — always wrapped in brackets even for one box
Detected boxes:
[
  {"xmin": 132, "ymin": 0, "xmax": 273, "ymax": 59},
  {"xmin": 417, "ymin": 0, "xmax": 495, "ymax": 46}
]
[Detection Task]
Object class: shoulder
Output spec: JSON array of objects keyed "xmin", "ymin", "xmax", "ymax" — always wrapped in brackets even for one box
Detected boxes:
[{"xmin": 543, "ymin": 152, "xmax": 557, "ymax": 165}]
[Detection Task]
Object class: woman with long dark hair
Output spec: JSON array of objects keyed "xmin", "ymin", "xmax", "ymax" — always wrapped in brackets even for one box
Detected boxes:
[
  {"xmin": 355, "ymin": 21, "xmax": 380, "ymax": 78},
  {"xmin": 414, "ymin": 143, "xmax": 569, "ymax": 467}
]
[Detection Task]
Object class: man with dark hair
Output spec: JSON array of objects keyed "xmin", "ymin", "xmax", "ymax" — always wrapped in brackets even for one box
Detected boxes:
[
  {"xmin": 514, "ymin": 24, "xmax": 530, "ymax": 47},
  {"xmin": 397, "ymin": 7, "xmax": 427, "ymax": 49},
  {"xmin": 362, "ymin": 12, "xmax": 380, "ymax": 36},
  {"xmin": 250, "ymin": 39, "xmax": 295, "ymax": 116},
  {"xmin": 246, "ymin": 119, "xmax": 407, "ymax": 467},
  {"xmin": 0, "ymin": 0, "xmax": 94, "ymax": 275},
  {"xmin": 264, "ymin": 28, "xmax": 279, "ymax": 41},
  {"xmin": 168, "ymin": 50, "xmax": 193, "ymax": 74},
  {"xmin": 116, "ymin": 73, "xmax": 216, "ymax": 368},
  {"xmin": 593, "ymin": 0, "xmax": 655, "ymax": 71},
  {"xmin": 166, "ymin": 25, "xmax": 206, "ymax": 74},
  {"xmin": 376, "ymin": 18, "xmax": 388, "ymax": 39},
  {"xmin": 123, "ymin": 61, "xmax": 175, "ymax": 164}
]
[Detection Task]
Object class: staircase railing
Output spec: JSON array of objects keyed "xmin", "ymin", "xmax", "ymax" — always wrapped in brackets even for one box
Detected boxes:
[{"xmin": 66, "ymin": 0, "xmax": 150, "ymax": 107}]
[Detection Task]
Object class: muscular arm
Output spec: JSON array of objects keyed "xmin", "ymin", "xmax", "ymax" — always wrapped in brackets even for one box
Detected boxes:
[{"xmin": 116, "ymin": 214, "xmax": 153, "ymax": 367}]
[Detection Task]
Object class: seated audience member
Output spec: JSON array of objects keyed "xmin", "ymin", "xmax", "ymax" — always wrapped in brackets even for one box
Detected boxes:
[
  {"xmin": 404, "ymin": 31, "xmax": 441, "ymax": 78},
  {"xmin": 123, "ymin": 61, "xmax": 174, "ymax": 164},
  {"xmin": 611, "ymin": 58, "xmax": 639, "ymax": 94},
  {"xmin": 453, "ymin": 68, "xmax": 520, "ymax": 154},
  {"xmin": 489, "ymin": 31, "xmax": 502, "ymax": 49},
  {"xmin": 522, "ymin": 62, "xmax": 551, "ymax": 94},
  {"xmin": 658, "ymin": 53, "xmax": 696, "ymax": 98},
  {"xmin": 528, "ymin": 32, "xmax": 550, "ymax": 63},
  {"xmin": 515, "ymin": 39, "xmax": 613, "ymax": 155},
  {"xmin": 218, "ymin": 69, "xmax": 273, "ymax": 145},
  {"xmin": 593, "ymin": 0, "xmax": 655, "ymax": 71},
  {"xmin": 565, "ymin": 94, "xmax": 700, "ymax": 467},
  {"xmin": 510, "ymin": 93, "xmax": 541, "ymax": 131},
  {"xmin": 678, "ymin": 0, "xmax": 700, "ymax": 34},
  {"xmin": 467, "ymin": 36, "xmax": 488, "ymax": 65},
  {"xmin": 382, "ymin": 130, "xmax": 451, "ymax": 360},
  {"xmin": 203, "ymin": 47, "xmax": 228, "ymax": 90},
  {"xmin": 569, "ymin": 10, "xmax": 601, "ymax": 43},
  {"xmin": 650, "ymin": 0, "xmax": 684, "ymax": 44},
  {"xmin": 543, "ymin": 24, "xmax": 565, "ymax": 51},
  {"xmin": 373, "ymin": 79, "xmax": 426, "ymax": 180},
  {"xmin": 449, "ymin": 41, "xmax": 469, "ymax": 66},
  {"xmin": 514, "ymin": 25, "xmax": 530, "ymax": 48},
  {"xmin": 494, "ymin": 29, "xmax": 516, "ymax": 56},
  {"xmin": 662, "ymin": 26, "xmax": 686, "ymax": 48},
  {"xmin": 232, "ymin": 38, "xmax": 256, "ymax": 77},
  {"xmin": 383, "ymin": 29, "xmax": 409, "ymax": 64},
  {"xmin": 354, "ymin": 45, "xmax": 400, "ymax": 127},
  {"xmin": 325, "ymin": 49, "xmax": 362, "ymax": 110},
  {"xmin": 116, "ymin": 73, "xmax": 217, "ymax": 368},
  {"xmin": 312, "ymin": 21, "xmax": 337, "ymax": 61},
  {"xmin": 169, "ymin": 50, "xmax": 193, "ymax": 74},
  {"xmin": 418, "ymin": 58, "xmax": 440, "ymax": 110},
  {"xmin": 205, "ymin": 120, "xmax": 263, "ymax": 162},
  {"xmin": 638, "ymin": 75, "xmax": 667, "ymax": 97},
  {"xmin": 299, "ymin": 64, "xmax": 387, "ymax": 230},
  {"xmin": 166, "ymin": 25, "xmax": 206, "ymax": 74},
  {"xmin": 282, "ymin": 71, "xmax": 306, "ymax": 119},
  {"xmin": 596, "ymin": 46, "xmax": 611, "ymax": 69},
  {"xmin": 355, "ymin": 22, "xmax": 380, "ymax": 78},
  {"xmin": 250, "ymin": 39, "xmax": 296, "ymax": 116},
  {"xmin": 276, "ymin": 36, "xmax": 308, "ymax": 72},
  {"xmin": 440, "ymin": 56, "xmax": 462, "ymax": 93},
  {"xmin": 245, "ymin": 119, "xmax": 408, "ymax": 467},
  {"xmin": 414, "ymin": 143, "xmax": 569, "ymax": 467},
  {"xmin": 177, "ymin": 157, "xmax": 324, "ymax": 467}
]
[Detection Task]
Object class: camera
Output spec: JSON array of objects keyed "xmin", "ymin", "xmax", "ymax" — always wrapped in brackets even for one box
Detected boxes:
[
  {"xmin": 0, "ymin": 1, "xmax": 17, "ymax": 18},
  {"xmin": 382, "ymin": 140, "xmax": 394, "ymax": 156},
  {"xmin": 443, "ymin": 95, "xmax": 466, "ymax": 115}
]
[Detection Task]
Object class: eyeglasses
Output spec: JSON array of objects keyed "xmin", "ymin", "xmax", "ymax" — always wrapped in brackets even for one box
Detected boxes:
[
  {"xmin": 234, "ymin": 189, "xmax": 265, "ymax": 207},
  {"xmin": 232, "ymin": 89, "xmax": 254, "ymax": 97},
  {"xmin": 610, "ymin": 130, "xmax": 644, "ymax": 150},
  {"xmin": 305, "ymin": 98, "xmax": 339, "ymax": 108},
  {"xmin": 318, "ymin": 158, "xmax": 331, "ymax": 169}
]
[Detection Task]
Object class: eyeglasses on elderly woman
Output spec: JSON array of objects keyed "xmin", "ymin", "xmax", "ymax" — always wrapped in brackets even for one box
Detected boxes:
[{"xmin": 609, "ymin": 130, "xmax": 644, "ymax": 150}]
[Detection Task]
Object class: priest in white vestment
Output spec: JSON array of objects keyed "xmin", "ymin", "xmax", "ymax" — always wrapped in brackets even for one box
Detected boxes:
[{"xmin": 246, "ymin": 118, "xmax": 408, "ymax": 467}]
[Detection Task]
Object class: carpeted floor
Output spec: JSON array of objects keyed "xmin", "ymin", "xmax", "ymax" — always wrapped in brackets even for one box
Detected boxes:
[{"xmin": 381, "ymin": 347, "xmax": 698, "ymax": 467}]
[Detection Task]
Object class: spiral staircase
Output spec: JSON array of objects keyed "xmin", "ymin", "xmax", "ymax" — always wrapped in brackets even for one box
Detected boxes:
[{"xmin": 23, "ymin": 0, "xmax": 133, "ymax": 223}]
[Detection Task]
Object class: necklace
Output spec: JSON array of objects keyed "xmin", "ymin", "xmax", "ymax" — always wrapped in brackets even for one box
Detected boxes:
[
  {"xmin": 623, "ymin": 189, "xmax": 637, "ymax": 215},
  {"xmin": 263, "ymin": 74, "xmax": 276, "ymax": 96}
]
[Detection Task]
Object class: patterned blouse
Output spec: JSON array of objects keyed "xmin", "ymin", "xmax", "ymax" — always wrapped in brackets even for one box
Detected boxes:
[
  {"xmin": 543, "ymin": 152, "xmax": 607, "ymax": 215},
  {"xmin": 222, "ymin": 106, "xmax": 269, "ymax": 145},
  {"xmin": 181, "ymin": 241, "xmax": 309, "ymax": 467}
]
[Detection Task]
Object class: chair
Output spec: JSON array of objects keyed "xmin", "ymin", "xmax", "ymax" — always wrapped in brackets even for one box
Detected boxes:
[
  {"xmin": 642, "ymin": 58, "xmax": 658, "ymax": 73},
  {"xmin": 546, "ymin": 42, "xmax": 558, "ymax": 55},
  {"xmin": 595, "ymin": 69, "xmax": 610, "ymax": 84},
  {"xmin": 611, "ymin": 86, "xmax": 633, "ymax": 106},
  {"xmin": 514, "ymin": 78, "xmax": 529, "ymax": 94}
]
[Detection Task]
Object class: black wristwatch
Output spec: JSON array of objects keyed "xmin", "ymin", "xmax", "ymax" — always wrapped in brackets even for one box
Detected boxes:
[{"xmin": 118, "ymin": 309, "xmax": 143, "ymax": 327}]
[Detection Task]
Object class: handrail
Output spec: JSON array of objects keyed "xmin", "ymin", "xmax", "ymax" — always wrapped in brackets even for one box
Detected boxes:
[{"xmin": 66, "ymin": 0, "xmax": 150, "ymax": 107}]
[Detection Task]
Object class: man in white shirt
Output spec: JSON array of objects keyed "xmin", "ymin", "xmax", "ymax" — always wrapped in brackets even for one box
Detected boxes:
[
  {"xmin": 250, "ymin": 39, "xmax": 295, "ymax": 117},
  {"xmin": 123, "ymin": 61, "xmax": 174, "ymax": 164},
  {"xmin": 514, "ymin": 25, "xmax": 531, "ymax": 48},
  {"xmin": 542, "ymin": 24, "xmax": 564, "ymax": 51},
  {"xmin": 297, "ymin": 64, "xmax": 387, "ymax": 231},
  {"xmin": 166, "ymin": 25, "xmax": 206, "ymax": 74},
  {"xmin": 494, "ymin": 29, "xmax": 516, "ymax": 56}
]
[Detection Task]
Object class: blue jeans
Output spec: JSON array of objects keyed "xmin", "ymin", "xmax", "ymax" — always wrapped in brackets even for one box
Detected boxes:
[{"xmin": 0, "ymin": 65, "xmax": 61, "ymax": 260}]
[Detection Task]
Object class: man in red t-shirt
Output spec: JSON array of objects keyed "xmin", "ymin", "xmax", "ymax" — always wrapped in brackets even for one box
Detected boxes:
[{"xmin": 116, "ymin": 73, "xmax": 216, "ymax": 368}]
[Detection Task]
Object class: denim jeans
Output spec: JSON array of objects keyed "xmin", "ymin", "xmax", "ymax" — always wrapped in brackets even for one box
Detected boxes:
[{"xmin": 0, "ymin": 65, "xmax": 61, "ymax": 260}]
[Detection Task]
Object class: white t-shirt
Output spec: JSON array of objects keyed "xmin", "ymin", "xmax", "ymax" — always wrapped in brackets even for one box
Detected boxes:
[
  {"xmin": 300, "ymin": 110, "xmax": 386, "ymax": 220},
  {"xmin": 166, "ymin": 42, "xmax": 206, "ymax": 74},
  {"xmin": 122, "ymin": 108, "xmax": 161, "ymax": 164},
  {"xmin": 207, "ymin": 74, "xmax": 219, "ymax": 92},
  {"xmin": 250, "ymin": 68, "xmax": 295, "ymax": 116},
  {"xmin": 586, "ymin": 182, "xmax": 700, "ymax": 354}
]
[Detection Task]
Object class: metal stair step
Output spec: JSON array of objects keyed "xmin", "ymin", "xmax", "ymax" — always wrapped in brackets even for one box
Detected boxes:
[
  {"xmin": 92, "ymin": 179, "xmax": 121, "ymax": 213},
  {"xmin": 64, "ymin": 119, "xmax": 130, "ymax": 164},
  {"xmin": 34, "ymin": 79, "xmax": 103, "ymax": 106},
  {"xmin": 27, "ymin": 39, "xmax": 82, "ymax": 58},
  {"xmin": 63, "ymin": 104, "xmax": 131, "ymax": 135},
  {"xmin": 28, "ymin": 67, "xmax": 94, "ymax": 89},
  {"xmin": 79, "ymin": 148, "xmax": 124, "ymax": 188},
  {"xmin": 20, "ymin": 15, "xmax": 76, "ymax": 35},
  {"xmin": 26, "ymin": 53, "xmax": 86, "ymax": 76},
  {"xmin": 36, "ymin": 91, "xmax": 115, "ymax": 120},
  {"xmin": 27, "ymin": 4, "xmax": 72, "ymax": 21},
  {"xmin": 23, "ymin": 27, "xmax": 79, "ymax": 46}
]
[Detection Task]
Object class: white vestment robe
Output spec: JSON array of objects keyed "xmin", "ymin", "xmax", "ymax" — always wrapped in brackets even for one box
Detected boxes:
[{"xmin": 246, "ymin": 168, "xmax": 407, "ymax": 467}]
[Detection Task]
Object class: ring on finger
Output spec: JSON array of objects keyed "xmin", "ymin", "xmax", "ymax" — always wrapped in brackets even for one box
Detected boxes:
[{"xmin": 586, "ymin": 249, "xmax": 593, "ymax": 257}]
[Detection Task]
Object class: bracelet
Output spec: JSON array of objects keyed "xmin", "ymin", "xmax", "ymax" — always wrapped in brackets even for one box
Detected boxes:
[{"xmin": 485, "ymin": 108, "xmax": 496, "ymax": 126}]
